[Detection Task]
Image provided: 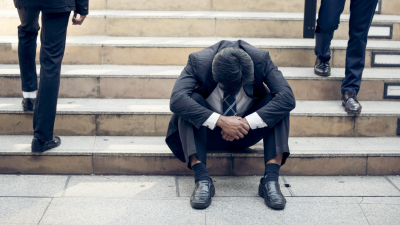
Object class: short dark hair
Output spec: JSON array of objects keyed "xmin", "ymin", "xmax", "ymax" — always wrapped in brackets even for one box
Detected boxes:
[{"xmin": 212, "ymin": 47, "xmax": 254, "ymax": 95}]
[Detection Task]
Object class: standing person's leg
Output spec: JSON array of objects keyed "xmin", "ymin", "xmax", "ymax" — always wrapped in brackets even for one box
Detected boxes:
[
  {"xmin": 342, "ymin": 0, "xmax": 379, "ymax": 95},
  {"xmin": 32, "ymin": 11, "xmax": 70, "ymax": 151},
  {"xmin": 314, "ymin": 0, "xmax": 346, "ymax": 76},
  {"xmin": 17, "ymin": 9, "xmax": 40, "ymax": 111}
]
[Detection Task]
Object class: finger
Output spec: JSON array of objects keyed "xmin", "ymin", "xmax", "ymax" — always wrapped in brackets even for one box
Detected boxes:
[
  {"xmin": 73, "ymin": 12, "xmax": 78, "ymax": 18},
  {"xmin": 233, "ymin": 134, "xmax": 240, "ymax": 140},
  {"xmin": 222, "ymin": 133, "xmax": 229, "ymax": 140},
  {"xmin": 236, "ymin": 132, "xmax": 244, "ymax": 138},
  {"xmin": 239, "ymin": 127, "xmax": 248, "ymax": 135},
  {"xmin": 229, "ymin": 136, "xmax": 235, "ymax": 141},
  {"xmin": 242, "ymin": 123, "xmax": 250, "ymax": 131},
  {"xmin": 221, "ymin": 130, "xmax": 225, "ymax": 135}
]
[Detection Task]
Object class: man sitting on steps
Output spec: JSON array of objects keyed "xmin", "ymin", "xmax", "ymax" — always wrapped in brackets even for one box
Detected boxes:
[{"xmin": 165, "ymin": 40, "xmax": 296, "ymax": 210}]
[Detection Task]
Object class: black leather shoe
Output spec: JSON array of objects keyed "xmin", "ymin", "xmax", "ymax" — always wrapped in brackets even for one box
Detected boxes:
[
  {"xmin": 314, "ymin": 58, "xmax": 331, "ymax": 76},
  {"xmin": 31, "ymin": 136, "xmax": 61, "ymax": 152},
  {"xmin": 22, "ymin": 98, "xmax": 36, "ymax": 111},
  {"xmin": 259, "ymin": 178, "xmax": 286, "ymax": 210},
  {"xmin": 342, "ymin": 91, "xmax": 362, "ymax": 114},
  {"xmin": 190, "ymin": 179, "xmax": 215, "ymax": 209}
]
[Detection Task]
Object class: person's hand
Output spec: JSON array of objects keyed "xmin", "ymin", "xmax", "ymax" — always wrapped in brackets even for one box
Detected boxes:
[
  {"xmin": 221, "ymin": 118, "xmax": 250, "ymax": 141},
  {"xmin": 221, "ymin": 130, "xmax": 235, "ymax": 141},
  {"xmin": 216, "ymin": 116, "xmax": 249, "ymax": 140},
  {"xmin": 72, "ymin": 12, "xmax": 86, "ymax": 25}
]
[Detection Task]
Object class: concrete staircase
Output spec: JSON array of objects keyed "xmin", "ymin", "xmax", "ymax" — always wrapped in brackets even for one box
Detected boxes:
[{"xmin": 0, "ymin": 0, "xmax": 399, "ymax": 175}]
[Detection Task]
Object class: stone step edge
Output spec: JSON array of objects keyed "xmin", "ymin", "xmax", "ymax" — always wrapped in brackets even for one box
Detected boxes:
[
  {"xmin": 0, "ymin": 98, "xmax": 399, "ymax": 117},
  {"xmin": 1, "ymin": 36, "xmax": 400, "ymax": 50},
  {"xmin": 1, "ymin": 65, "xmax": 400, "ymax": 81},
  {"xmin": 1, "ymin": 136, "xmax": 399, "ymax": 157},
  {"xmin": 0, "ymin": 10, "xmax": 399, "ymax": 22}
]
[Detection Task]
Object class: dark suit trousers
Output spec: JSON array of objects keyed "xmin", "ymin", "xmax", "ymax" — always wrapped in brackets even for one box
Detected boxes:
[
  {"xmin": 314, "ymin": 0, "xmax": 379, "ymax": 94},
  {"xmin": 17, "ymin": 9, "xmax": 70, "ymax": 141},
  {"xmin": 178, "ymin": 92, "xmax": 290, "ymax": 169}
]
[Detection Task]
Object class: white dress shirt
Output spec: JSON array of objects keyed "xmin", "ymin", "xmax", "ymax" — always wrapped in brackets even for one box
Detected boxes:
[{"xmin": 202, "ymin": 85, "xmax": 268, "ymax": 130}]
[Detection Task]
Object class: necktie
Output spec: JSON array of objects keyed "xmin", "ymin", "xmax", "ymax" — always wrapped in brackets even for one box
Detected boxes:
[{"xmin": 223, "ymin": 92, "xmax": 237, "ymax": 116}]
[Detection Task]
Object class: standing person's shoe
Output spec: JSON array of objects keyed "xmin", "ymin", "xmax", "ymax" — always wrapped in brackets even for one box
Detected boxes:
[
  {"xmin": 31, "ymin": 136, "xmax": 61, "ymax": 152},
  {"xmin": 342, "ymin": 91, "xmax": 362, "ymax": 114},
  {"xmin": 22, "ymin": 98, "xmax": 36, "ymax": 111},
  {"xmin": 258, "ymin": 177, "xmax": 286, "ymax": 210},
  {"xmin": 190, "ymin": 179, "xmax": 215, "ymax": 209},
  {"xmin": 314, "ymin": 58, "xmax": 331, "ymax": 76}
]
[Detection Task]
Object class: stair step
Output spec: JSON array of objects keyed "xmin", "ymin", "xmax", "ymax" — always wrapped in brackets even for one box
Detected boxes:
[
  {"xmin": 1, "ymin": 36, "xmax": 400, "ymax": 67},
  {"xmin": 1, "ymin": 10, "xmax": 399, "ymax": 39},
  {"xmin": 0, "ymin": 135, "xmax": 399, "ymax": 175},
  {"xmin": 0, "ymin": 98, "xmax": 399, "ymax": 137},
  {"xmin": 1, "ymin": 65, "xmax": 400, "ymax": 100},
  {"xmin": 2, "ymin": 0, "xmax": 395, "ymax": 15}
]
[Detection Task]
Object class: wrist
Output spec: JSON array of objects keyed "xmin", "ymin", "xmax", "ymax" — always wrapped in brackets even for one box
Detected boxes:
[{"xmin": 216, "ymin": 115, "xmax": 226, "ymax": 128}]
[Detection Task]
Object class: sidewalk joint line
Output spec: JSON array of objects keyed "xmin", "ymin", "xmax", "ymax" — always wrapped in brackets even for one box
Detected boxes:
[
  {"xmin": 37, "ymin": 197, "xmax": 53, "ymax": 225},
  {"xmin": 358, "ymin": 201, "xmax": 371, "ymax": 225},
  {"xmin": 175, "ymin": 176, "xmax": 180, "ymax": 197},
  {"xmin": 61, "ymin": 176, "xmax": 71, "ymax": 197},
  {"xmin": 385, "ymin": 176, "xmax": 400, "ymax": 193},
  {"xmin": 281, "ymin": 176, "xmax": 295, "ymax": 196}
]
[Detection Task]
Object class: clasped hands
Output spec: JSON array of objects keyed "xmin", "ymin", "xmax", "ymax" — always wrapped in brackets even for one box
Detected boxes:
[{"xmin": 216, "ymin": 116, "xmax": 250, "ymax": 142}]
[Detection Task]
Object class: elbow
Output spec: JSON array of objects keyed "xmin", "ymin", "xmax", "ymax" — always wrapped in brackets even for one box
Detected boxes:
[{"xmin": 169, "ymin": 93, "xmax": 183, "ymax": 113}]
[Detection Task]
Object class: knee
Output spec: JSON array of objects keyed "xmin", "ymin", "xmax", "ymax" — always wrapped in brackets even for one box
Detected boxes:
[
  {"xmin": 18, "ymin": 24, "xmax": 40, "ymax": 34},
  {"xmin": 190, "ymin": 92, "xmax": 207, "ymax": 106},
  {"xmin": 317, "ymin": 19, "xmax": 340, "ymax": 34}
]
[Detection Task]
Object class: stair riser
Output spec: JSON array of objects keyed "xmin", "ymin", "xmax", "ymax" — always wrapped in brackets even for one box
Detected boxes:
[
  {"xmin": 0, "ymin": 114, "xmax": 398, "ymax": 137},
  {"xmin": 0, "ymin": 154, "xmax": 398, "ymax": 175},
  {"xmin": 3, "ymin": 0, "xmax": 397, "ymax": 15},
  {"xmin": 1, "ymin": 45, "xmax": 396, "ymax": 68},
  {"xmin": 1, "ymin": 76, "xmax": 398, "ymax": 101},
  {"xmin": 1, "ymin": 16, "xmax": 398, "ymax": 40}
]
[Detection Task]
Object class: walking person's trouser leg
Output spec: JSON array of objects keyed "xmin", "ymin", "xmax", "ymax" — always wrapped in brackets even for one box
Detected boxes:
[
  {"xmin": 33, "ymin": 11, "xmax": 70, "ymax": 141},
  {"xmin": 314, "ymin": 0, "xmax": 346, "ymax": 62},
  {"xmin": 342, "ymin": 0, "xmax": 379, "ymax": 94},
  {"xmin": 17, "ymin": 9, "xmax": 40, "ymax": 92}
]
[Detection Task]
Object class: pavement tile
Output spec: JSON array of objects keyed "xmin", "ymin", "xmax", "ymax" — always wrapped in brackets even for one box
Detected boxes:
[
  {"xmin": 284, "ymin": 176, "xmax": 400, "ymax": 196},
  {"xmin": 285, "ymin": 197, "xmax": 358, "ymax": 204},
  {"xmin": 39, "ymin": 198, "xmax": 205, "ymax": 225},
  {"xmin": 387, "ymin": 176, "xmax": 400, "ymax": 190},
  {"xmin": 64, "ymin": 175, "xmax": 177, "ymax": 199},
  {"xmin": 206, "ymin": 197, "xmax": 368, "ymax": 225},
  {"xmin": 360, "ymin": 204, "xmax": 400, "ymax": 225},
  {"xmin": 0, "ymin": 197, "xmax": 51, "ymax": 224},
  {"xmin": 356, "ymin": 197, "xmax": 400, "ymax": 204},
  {"xmin": 178, "ymin": 176, "xmax": 291, "ymax": 197},
  {"xmin": 0, "ymin": 175, "xmax": 68, "ymax": 197},
  {"xmin": 93, "ymin": 136, "xmax": 171, "ymax": 154}
]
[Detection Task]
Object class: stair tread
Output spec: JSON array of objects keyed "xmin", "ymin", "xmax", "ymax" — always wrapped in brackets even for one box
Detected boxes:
[
  {"xmin": 1, "ymin": 9, "xmax": 399, "ymax": 22},
  {"xmin": 0, "ymin": 98, "xmax": 399, "ymax": 116},
  {"xmin": 1, "ymin": 36, "xmax": 400, "ymax": 50},
  {"xmin": 1, "ymin": 65, "xmax": 400, "ymax": 80},
  {"xmin": 0, "ymin": 135, "xmax": 399, "ymax": 156}
]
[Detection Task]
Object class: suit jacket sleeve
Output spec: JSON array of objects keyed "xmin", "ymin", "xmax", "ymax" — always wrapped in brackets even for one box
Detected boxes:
[
  {"xmin": 75, "ymin": 0, "xmax": 89, "ymax": 15},
  {"xmin": 169, "ymin": 55, "xmax": 214, "ymax": 129},
  {"xmin": 256, "ymin": 52, "xmax": 296, "ymax": 128}
]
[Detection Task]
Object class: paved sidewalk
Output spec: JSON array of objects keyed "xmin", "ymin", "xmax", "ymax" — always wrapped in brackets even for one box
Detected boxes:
[{"xmin": 0, "ymin": 175, "xmax": 399, "ymax": 225}]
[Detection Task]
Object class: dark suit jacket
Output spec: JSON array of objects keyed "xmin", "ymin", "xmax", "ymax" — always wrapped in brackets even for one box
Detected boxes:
[
  {"xmin": 166, "ymin": 40, "xmax": 296, "ymax": 162},
  {"xmin": 14, "ymin": 0, "xmax": 89, "ymax": 15}
]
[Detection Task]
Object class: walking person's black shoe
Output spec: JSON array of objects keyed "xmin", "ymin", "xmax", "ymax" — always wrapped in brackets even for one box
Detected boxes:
[
  {"xmin": 314, "ymin": 58, "xmax": 331, "ymax": 77},
  {"xmin": 259, "ymin": 178, "xmax": 286, "ymax": 210},
  {"xmin": 342, "ymin": 91, "xmax": 362, "ymax": 114},
  {"xmin": 31, "ymin": 136, "xmax": 61, "ymax": 152},
  {"xmin": 22, "ymin": 98, "xmax": 36, "ymax": 111},
  {"xmin": 190, "ymin": 179, "xmax": 215, "ymax": 209}
]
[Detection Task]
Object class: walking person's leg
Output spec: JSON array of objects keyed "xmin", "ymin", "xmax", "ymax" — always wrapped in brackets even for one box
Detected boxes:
[
  {"xmin": 32, "ymin": 11, "xmax": 71, "ymax": 151},
  {"xmin": 341, "ymin": 0, "xmax": 379, "ymax": 113},
  {"xmin": 17, "ymin": 9, "xmax": 40, "ymax": 111},
  {"xmin": 314, "ymin": 0, "xmax": 346, "ymax": 76}
]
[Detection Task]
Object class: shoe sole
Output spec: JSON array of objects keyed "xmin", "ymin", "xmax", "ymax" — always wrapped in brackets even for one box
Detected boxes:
[
  {"xmin": 342, "ymin": 102, "xmax": 361, "ymax": 114},
  {"xmin": 258, "ymin": 185, "xmax": 286, "ymax": 210},
  {"xmin": 314, "ymin": 70, "xmax": 331, "ymax": 77},
  {"xmin": 190, "ymin": 186, "xmax": 215, "ymax": 210}
]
